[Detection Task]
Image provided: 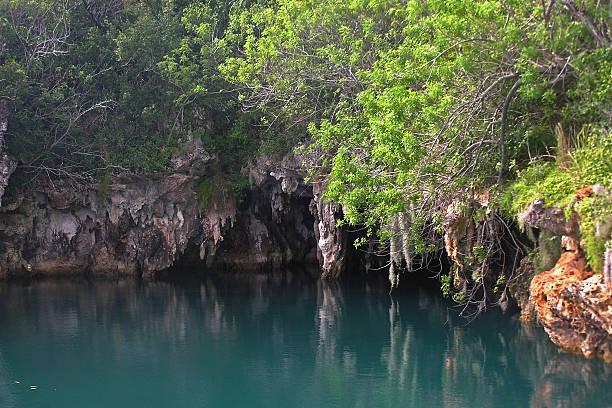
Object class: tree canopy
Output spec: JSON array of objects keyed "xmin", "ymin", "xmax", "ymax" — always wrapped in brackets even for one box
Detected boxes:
[
  {"xmin": 222, "ymin": 0, "xmax": 609, "ymax": 225},
  {"xmin": 0, "ymin": 0, "xmax": 261, "ymax": 182}
]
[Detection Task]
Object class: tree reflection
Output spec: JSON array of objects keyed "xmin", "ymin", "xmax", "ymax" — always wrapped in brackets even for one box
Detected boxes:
[{"xmin": 0, "ymin": 276, "xmax": 610, "ymax": 407}]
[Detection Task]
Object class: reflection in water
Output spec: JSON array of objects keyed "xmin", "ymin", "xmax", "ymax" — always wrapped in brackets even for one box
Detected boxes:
[{"xmin": 0, "ymin": 276, "xmax": 610, "ymax": 408}]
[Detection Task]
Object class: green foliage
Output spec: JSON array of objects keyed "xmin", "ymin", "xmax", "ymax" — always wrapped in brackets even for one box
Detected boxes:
[
  {"xmin": 220, "ymin": 0, "xmax": 610, "ymax": 296},
  {"xmin": 158, "ymin": 0, "xmax": 275, "ymax": 171},
  {"xmin": 472, "ymin": 246, "xmax": 490, "ymax": 265},
  {"xmin": 504, "ymin": 127, "xmax": 612, "ymax": 272},
  {"xmin": 503, "ymin": 128, "xmax": 611, "ymax": 214},
  {"xmin": 222, "ymin": 0, "xmax": 611, "ymax": 259},
  {"xmin": 440, "ymin": 274, "xmax": 452, "ymax": 299},
  {"xmin": 493, "ymin": 274, "xmax": 506, "ymax": 294},
  {"xmin": 195, "ymin": 177, "xmax": 227, "ymax": 211},
  {"xmin": 0, "ymin": 58, "xmax": 26, "ymax": 100},
  {"xmin": 196, "ymin": 111, "xmax": 262, "ymax": 173},
  {"xmin": 0, "ymin": 0, "xmax": 265, "ymax": 182},
  {"xmin": 576, "ymin": 195, "xmax": 612, "ymax": 273},
  {"xmin": 0, "ymin": 0, "xmax": 188, "ymax": 178},
  {"xmin": 500, "ymin": 162, "xmax": 576, "ymax": 217},
  {"xmin": 452, "ymin": 291, "xmax": 465, "ymax": 303}
]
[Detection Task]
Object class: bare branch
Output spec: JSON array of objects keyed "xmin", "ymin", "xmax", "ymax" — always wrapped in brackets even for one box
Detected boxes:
[
  {"xmin": 497, "ymin": 78, "xmax": 521, "ymax": 184},
  {"xmin": 560, "ymin": 0, "xmax": 610, "ymax": 45}
]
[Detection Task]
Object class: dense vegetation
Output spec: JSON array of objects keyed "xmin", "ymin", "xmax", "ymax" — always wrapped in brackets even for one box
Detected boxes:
[
  {"xmin": 0, "ymin": 0, "xmax": 258, "ymax": 183},
  {"xmin": 218, "ymin": 0, "xmax": 610, "ymax": 290},
  {"xmin": 1, "ymin": 0, "xmax": 610, "ymax": 298}
]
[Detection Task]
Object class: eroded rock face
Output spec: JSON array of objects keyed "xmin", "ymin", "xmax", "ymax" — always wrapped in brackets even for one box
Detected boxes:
[
  {"xmin": 520, "ymin": 198, "xmax": 579, "ymax": 238},
  {"xmin": 530, "ymin": 248, "xmax": 612, "ymax": 362},
  {"xmin": 508, "ymin": 256, "xmax": 537, "ymax": 321},
  {"xmin": 519, "ymin": 189, "xmax": 612, "ymax": 361},
  {"xmin": 0, "ymin": 101, "xmax": 17, "ymax": 206},
  {"xmin": 0, "ymin": 149, "xmax": 335, "ymax": 278},
  {"xmin": 246, "ymin": 153, "xmax": 345, "ymax": 277},
  {"xmin": 0, "ymin": 174, "xmax": 206, "ymax": 278}
]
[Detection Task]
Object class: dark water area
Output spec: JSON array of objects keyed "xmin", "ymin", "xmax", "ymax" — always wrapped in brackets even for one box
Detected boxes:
[{"xmin": 0, "ymin": 272, "xmax": 610, "ymax": 408}]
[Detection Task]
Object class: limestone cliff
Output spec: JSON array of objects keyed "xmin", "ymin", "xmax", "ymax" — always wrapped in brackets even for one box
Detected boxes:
[
  {"xmin": 0, "ymin": 147, "xmax": 351, "ymax": 279},
  {"xmin": 1, "ymin": 173, "xmax": 211, "ymax": 278},
  {"xmin": 521, "ymin": 187, "xmax": 612, "ymax": 362}
]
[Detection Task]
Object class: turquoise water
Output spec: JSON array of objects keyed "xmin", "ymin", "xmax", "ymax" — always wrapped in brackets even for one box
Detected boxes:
[{"xmin": 0, "ymin": 274, "xmax": 610, "ymax": 408}]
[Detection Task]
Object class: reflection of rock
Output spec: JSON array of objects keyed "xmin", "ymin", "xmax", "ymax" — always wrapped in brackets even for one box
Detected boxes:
[
  {"xmin": 530, "ymin": 248, "xmax": 612, "ymax": 362},
  {"xmin": 508, "ymin": 256, "xmax": 537, "ymax": 321},
  {"xmin": 2, "ymin": 278, "xmax": 611, "ymax": 406},
  {"xmin": 530, "ymin": 354, "xmax": 612, "ymax": 408},
  {"xmin": 315, "ymin": 280, "xmax": 344, "ymax": 362}
]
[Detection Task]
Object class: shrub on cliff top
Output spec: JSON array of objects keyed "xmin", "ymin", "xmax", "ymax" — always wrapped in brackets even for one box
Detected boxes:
[{"xmin": 503, "ymin": 127, "xmax": 612, "ymax": 272}]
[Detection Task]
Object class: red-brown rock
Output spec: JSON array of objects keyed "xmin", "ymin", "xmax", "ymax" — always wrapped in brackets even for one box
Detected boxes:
[{"xmin": 530, "ymin": 249, "xmax": 612, "ymax": 362}]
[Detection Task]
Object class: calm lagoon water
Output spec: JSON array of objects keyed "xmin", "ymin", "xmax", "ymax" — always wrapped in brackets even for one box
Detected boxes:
[{"xmin": 0, "ymin": 273, "xmax": 610, "ymax": 408}]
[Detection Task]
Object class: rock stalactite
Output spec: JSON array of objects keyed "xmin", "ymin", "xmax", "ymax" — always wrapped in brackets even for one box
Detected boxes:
[{"xmin": 312, "ymin": 183, "xmax": 346, "ymax": 279}]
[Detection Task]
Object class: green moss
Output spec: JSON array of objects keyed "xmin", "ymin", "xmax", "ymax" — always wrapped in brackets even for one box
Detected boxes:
[
  {"xmin": 96, "ymin": 171, "xmax": 112, "ymax": 205},
  {"xmin": 541, "ymin": 231, "xmax": 562, "ymax": 270},
  {"xmin": 501, "ymin": 162, "xmax": 576, "ymax": 217},
  {"xmin": 576, "ymin": 195, "xmax": 612, "ymax": 273},
  {"xmin": 195, "ymin": 173, "xmax": 249, "ymax": 211},
  {"xmin": 195, "ymin": 177, "xmax": 227, "ymax": 211},
  {"xmin": 527, "ymin": 230, "xmax": 562, "ymax": 273}
]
